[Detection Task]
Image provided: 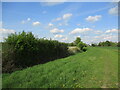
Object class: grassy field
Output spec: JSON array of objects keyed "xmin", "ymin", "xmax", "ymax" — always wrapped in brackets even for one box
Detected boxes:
[{"xmin": 2, "ymin": 47, "xmax": 118, "ymax": 88}]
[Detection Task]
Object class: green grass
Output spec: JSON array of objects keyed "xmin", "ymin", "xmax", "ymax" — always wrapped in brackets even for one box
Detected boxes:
[{"xmin": 2, "ymin": 47, "xmax": 118, "ymax": 88}]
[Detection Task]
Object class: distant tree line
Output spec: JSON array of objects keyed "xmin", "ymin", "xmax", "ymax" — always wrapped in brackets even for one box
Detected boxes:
[{"xmin": 91, "ymin": 41, "xmax": 119, "ymax": 47}]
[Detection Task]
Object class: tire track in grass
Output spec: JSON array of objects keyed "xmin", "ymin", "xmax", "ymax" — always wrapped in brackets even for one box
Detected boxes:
[{"xmin": 101, "ymin": 48, "xmax": 118, "ymax": 88}]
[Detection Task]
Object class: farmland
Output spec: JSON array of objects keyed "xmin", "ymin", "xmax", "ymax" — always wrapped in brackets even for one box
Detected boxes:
[{"xmin": 2, "ymin": 47, "xmax": 118, "ymax": 88}]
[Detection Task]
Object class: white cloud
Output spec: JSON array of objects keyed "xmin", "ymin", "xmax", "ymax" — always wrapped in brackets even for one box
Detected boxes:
[
  {"xmin": 63, "ymin": 13, "xmax": 72, "ymax": 20},
  {"xmin": 78, "ymin": 31, "xmax": 118, "ymax": 44},
  {"xmin": 32, "ymin": 21, "xmax": 41, "ymax": 26},
  {"xmin": 61, "ymin": 37, "xmax": 68, "ymax": 41},
  {"xmin": 105, "ymin": 29, "xmax": 118, "ymax": 33},
  {"xmin": 103, "ymin": 36, "xmax": 113, "ymax": 40},
  {"xmin": 0, "ymin": 28, "xmax": 15, "ymax": 34},
  {"xmin": 53, "ymin": 17, "xmax": 62, "ymax": 22},
  {"xmin": 94, "ymin": 30, "xmax": 103, "ymax": 34},
  {"xmin": 58, "ymin": 22, "xmax": 68, "ymax": 26},
  {"xmin": 41, "ymin": 0, "xmax": 67, "ymax": 6},
  {"xmin": 54, "ymin": 34, "xmax": 63, "ymax": 38},
  {"xmin": 94, "ymin": 36, "xmax": 100, "ymax": 39},
  {"xmin": 0, "ymin": 28, "xmax": 15, "ymax": 41},
  {"xmin": 69, "ymin": 28, "xmax": 92, "ymax": 34},
  {"xmin": 93, "ymin": 33, "xmax": 118, "ymax": 42},
  {"xmin": 86, "ymin": 15, "xmax": 102, "ymax": 22},
  {"xmin": 108, "ymin": 6, "xmax": 118, "ymax": 15},
  {"xmin": 50, "ymin": 28, "xmax": 64, "ymax": 34},
  {"xmin": 53, "ymin": 13, "xmax": 72, "ymax": 22},
  {"xmin": 56, "ymin": 17, "xmax": 62, "ymax": 21},
  {"xmin": 48, "ymin": 23, "xmax": 54, "ymax": 27},
  {"xmin": 103, "ymin": 35, "xmax": 118, "ymax": 41}
]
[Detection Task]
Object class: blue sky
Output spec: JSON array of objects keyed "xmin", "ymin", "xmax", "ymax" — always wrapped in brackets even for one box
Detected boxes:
[{"xmin": 1, "ymin": 2, "xmax": 118, "ymax": 44}]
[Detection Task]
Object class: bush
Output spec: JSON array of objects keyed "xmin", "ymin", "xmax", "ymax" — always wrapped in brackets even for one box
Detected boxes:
[
  {"xmin": 91, "ymin": 43, "xmax": 97, "ymax": 47},
  {"xmin": 2, "ymin": 31, "xmax": 69, "ymax": 73},
  {"xmin": 82, "ymin": 47, "xmax": 87, "ymax": 52},
  {"xmin": 2, "ymin": 43, "xmax": 16, "ymax": 73},
  {"xmin": 77, "ymin": 42, "xmax": 86, "ymax": 50},
  {"xmin": 118, "ymin": 42, "xmax": 120, "ymax": 47},
  {"xmin": 68, "ymin": 42, "xmax": 76, "ymax": 46}
]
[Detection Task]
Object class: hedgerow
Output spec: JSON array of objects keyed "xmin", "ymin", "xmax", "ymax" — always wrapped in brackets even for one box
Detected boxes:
[{"xmin": 2, "ymin": 31, "xmax": 69, "ymax": 73}]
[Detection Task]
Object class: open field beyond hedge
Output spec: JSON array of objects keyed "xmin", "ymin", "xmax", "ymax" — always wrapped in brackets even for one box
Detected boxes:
[{"xmin": 2, "ymin": 47, "xmax": 118, "ymax": 88}]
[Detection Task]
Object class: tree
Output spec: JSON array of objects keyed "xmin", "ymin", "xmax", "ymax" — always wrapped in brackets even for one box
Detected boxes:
[
  {"xmin": 77, "ymin": 42, "xmax": 86, "ymax": 50},
  {"xmin": 91, "ymin": 43, "xmax": 97, "ymax": 47},
  {"xmin": 98, "ymin": 42, "xmax": 102, "ymax": 46},
  {"xmin": 98, "ymin": 41, "xmax": 117, "ymax": 47},
  {"xmin": 117, "ymin": 42, "xmax": 120, "ymax": 47},
  {"xmin": 68, "ymin": 42, "xmax": 75, "ymax": 46},
  {"xmin": 105, "ymin": 41, "xmax": 111, "ymax": 46},
  {"xmin": 74, "ymin": 37, "xmax": 81, "ymax": 45}
]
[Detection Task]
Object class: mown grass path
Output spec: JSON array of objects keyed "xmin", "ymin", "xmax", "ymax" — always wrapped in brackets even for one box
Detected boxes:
[{"xmin": 2, "ymin": 47, "xmax": 118, "ymax": 88}]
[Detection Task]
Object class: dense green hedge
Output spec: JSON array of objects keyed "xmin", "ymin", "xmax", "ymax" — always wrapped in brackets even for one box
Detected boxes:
[{"xmin": 2, "ymin": 31, "xmax": 69, "ymax": 73}]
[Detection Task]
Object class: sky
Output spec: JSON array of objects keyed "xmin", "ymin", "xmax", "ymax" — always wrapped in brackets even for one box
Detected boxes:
[{"xmin": 1, "ymin": 2, "xmax": 119, "ymax": 44}]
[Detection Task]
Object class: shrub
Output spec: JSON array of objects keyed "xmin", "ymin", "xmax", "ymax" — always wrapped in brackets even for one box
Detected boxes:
[
  {"xmin": 77, "ymin": 42, "xmax": 86, "ymax": 50},
  {"xmin": 118, "ymin": 42, "xmax": 120, "ymax": 47},
  {"xmin": 2, "ymin": 43, "xmax": 15, "ymax": 73},
  {"xmin": 2, "ymin": 31, "xmax": 69, "ymax": 73},
  {"xmin": 68, "ymin": 42, "xmax": 76, "ymax": 46},
  {"xmin": 82, "ymin": 47, "xmax": 87, "ymax": 52},
  {"xmin": 91, "ymin": 43, "xmax": 97, "ymax": 47}
]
